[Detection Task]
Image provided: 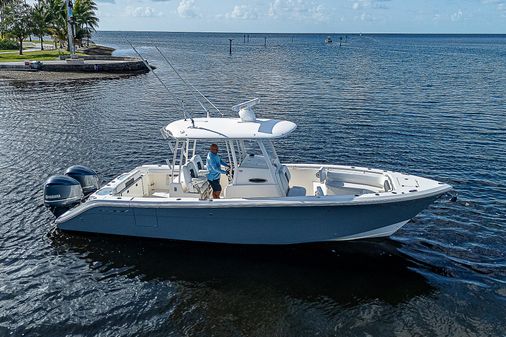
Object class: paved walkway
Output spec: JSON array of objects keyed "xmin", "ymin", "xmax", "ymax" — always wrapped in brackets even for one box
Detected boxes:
[{"xmin": 0, "ymin": 46, "xmax": 56, "ymax": 54}]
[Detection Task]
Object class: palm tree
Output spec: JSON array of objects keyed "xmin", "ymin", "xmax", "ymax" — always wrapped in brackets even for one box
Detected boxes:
[
  {"xmin": 73, "ymin": 0, "xmax": 98, "ymax": 47},
  {"xmin": 46, "ymin": 0, "xmax": 67, "ymax": 49},
  {"xmin": 44, "ymin": 0, "xmax": 98, "ymax": 50},
  {"xmin": 32, "ymin": 0, "xmax": 50, "ymax": 50}
]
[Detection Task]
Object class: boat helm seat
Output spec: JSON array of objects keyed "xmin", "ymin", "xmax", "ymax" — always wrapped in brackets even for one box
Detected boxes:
[
  {"xmin": 177, "ymin": 164, "xmax": 194, "ymax": 192},
  {"xmin": 187, "ymin": 161, "xmax": 199, "ymax": 179},
  {"xmin": 177, "ymin": 162, "xmax": 208, "ymax": 194},
  {"xmin": 189, "ymin": 161, "xmax": 208, "ymax": 184},
  {"xmin": 190, "ymin": 155, "xmax": 205, "ymax": 171}
]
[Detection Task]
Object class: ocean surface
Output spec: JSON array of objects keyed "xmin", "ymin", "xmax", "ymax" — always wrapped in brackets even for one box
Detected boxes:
[{"xmin": 1, "ymin": 32, "xmax": 505, "ymax": 336}]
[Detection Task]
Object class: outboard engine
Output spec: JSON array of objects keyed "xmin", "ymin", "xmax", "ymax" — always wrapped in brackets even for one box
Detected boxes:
[
  {"xmin": 65, "ymin": 165, "xmax": 100, "ymax": 196},
  {"xmin": 43, "ymin": 175, "xmax": 84, "ymax": 217}
]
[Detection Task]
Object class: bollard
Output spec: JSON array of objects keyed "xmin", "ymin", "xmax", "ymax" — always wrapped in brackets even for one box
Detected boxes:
[
  {"xmin": 264, "ymin": 36, "xmax": 267, "ymax": 47},
  {"xmin": 243, "ymin": 34, "xmax": 246, "ymax": 43},
  {"xmin": 229, "ymin": 39, "xmax": 233, "ymax": 54}
]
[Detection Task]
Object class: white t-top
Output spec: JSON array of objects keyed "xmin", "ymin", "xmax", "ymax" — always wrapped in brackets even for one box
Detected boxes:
[{"xmin": 164, "ymin": 117, "xmax": 297, "ymax": 140}]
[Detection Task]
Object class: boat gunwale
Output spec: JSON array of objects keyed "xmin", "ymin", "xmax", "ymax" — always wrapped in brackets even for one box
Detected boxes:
[{"xmin": 55, "ymin": 183, "xmax": 452, "ymax": 224}]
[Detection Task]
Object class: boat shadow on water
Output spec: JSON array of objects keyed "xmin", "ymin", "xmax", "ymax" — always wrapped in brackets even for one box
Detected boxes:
[{"xmin": 48, "ymin": 229, "xmax": 435, "ymax": 307}]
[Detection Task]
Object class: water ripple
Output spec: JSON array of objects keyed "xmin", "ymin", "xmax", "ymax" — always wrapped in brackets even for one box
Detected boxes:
[{"xmin": 0, "ymin": 33, "xmax": 505, "ymax": 336}]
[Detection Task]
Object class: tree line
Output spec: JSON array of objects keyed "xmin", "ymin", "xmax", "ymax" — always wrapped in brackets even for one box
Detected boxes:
[{"xmin": 0, "ymin": 0, "xmax": 98, "ymax": 54}]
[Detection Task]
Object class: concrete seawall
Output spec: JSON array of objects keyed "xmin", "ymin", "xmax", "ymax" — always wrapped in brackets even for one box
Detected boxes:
[{"xmin": 0, "ymin": 56, "xmax": 152, "ymax": 73}]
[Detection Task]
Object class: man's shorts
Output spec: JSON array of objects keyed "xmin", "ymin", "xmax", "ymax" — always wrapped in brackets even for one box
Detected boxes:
[{"xmin": 208, "ymin": 179, "xmax": 222, "ymax": 192}]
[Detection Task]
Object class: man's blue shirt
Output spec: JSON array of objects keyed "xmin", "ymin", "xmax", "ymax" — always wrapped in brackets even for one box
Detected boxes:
[{"xmin": 206, "ymin": 152, "xmax": 228, "ymax": 181}]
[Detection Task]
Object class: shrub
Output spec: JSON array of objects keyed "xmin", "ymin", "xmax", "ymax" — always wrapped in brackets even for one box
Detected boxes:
[{"xmin": 0, "ymin": 39, "xmax": 19, "ymax": 50}]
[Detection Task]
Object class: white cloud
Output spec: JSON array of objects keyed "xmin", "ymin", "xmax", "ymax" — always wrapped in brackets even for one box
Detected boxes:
[
  {"xmin": 450, "ymin": 9, "xmax": 463, "ymax": 21},
  {"xmin": 350, "ymin": 0, "xmax": 390, "ymax": 23},
  {"xmin": 352, "ymin": 0, "xmax": 391, "ymax": 10},
  {"xmin": 359, "ymin": 12, "xmax": 374, "ymax": 21},
  {"xmin": 125, "ymin": 6, "xmax": 163, "ymax": 17},
  {"xmin": 311, "ymin": 4, "xmax": 326, "ymax": 21},
  {"xmin": 226, "ymin": 5, "xmax": 259, "ymax": 20},
  {"xmin": 177, "ymin": 0, "xmax": 199, "ymax": 18},
  {"xmin": 481, "ymin": 0, "xmax": 506, "ymax": 16},
  {"xmin": 267, "ymin": 0, "xmax": 329, "ymax": 22}
]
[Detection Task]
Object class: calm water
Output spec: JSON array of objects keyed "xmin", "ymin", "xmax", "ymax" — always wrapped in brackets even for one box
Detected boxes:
[{"xmin": 1, "ymin": 33, "xmax": 505, "ymax": 336}]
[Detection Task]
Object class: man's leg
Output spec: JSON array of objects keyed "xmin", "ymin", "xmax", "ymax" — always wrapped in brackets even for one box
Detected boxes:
[{"xmin": 210, "ymin": 179, "xmax": 221, "ymax": 199}]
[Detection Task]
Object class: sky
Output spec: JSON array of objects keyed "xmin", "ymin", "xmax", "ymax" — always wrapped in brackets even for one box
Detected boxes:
[{"xmin": 92, "ymin": 0, "xmax": 506, "ymax": 33}]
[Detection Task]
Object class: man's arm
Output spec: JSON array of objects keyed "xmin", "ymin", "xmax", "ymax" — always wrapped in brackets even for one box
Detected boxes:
[
  {"xmin": 210, "ymin": 156, "xmax": 228, "ymax": 174},
  {"xmin": 220, "ymin": 158, "xmax": 230, "ymax": 167}
]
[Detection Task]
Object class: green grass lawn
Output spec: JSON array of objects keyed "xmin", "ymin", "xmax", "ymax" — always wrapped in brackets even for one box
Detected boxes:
[{"xmin": 0, "ymin": 50, "xmax": 69, "ymax": 62}]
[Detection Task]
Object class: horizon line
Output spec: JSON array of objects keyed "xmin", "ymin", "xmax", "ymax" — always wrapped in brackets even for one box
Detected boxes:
[{"xmin": 95, "ymin": 30, "xmax": 506, "ymax": 35}]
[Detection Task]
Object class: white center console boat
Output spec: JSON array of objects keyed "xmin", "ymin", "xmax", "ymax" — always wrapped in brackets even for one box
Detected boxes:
[{"xmin": 43, "ymin": 98, "xmax": 452, "ymax": 245}]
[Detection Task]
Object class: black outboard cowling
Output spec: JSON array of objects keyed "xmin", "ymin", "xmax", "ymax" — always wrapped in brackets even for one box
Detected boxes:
[
  {"xmin": 43, "ymin": 175, "xmax": 84, "ymax": 217},
  {"xmin": 65, "ymin": 165, "xmax": 100, "ymax": 196}
]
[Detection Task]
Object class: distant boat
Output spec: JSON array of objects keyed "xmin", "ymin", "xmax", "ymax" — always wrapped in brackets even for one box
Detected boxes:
[{"xmin": 325, "ymin": 36, "xmax": 332, "ymax": 44}]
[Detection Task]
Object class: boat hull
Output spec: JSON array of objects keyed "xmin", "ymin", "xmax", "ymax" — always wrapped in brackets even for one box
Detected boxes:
[{"xmin": 56, "ymin": 195, "xmax": 440, "ymax": 244}]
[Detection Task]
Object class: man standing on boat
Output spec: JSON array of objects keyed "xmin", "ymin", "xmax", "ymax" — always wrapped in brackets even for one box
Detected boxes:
[{"xmin": 206, "ymin": 144, "xmax": 230, "ymax": 199}]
